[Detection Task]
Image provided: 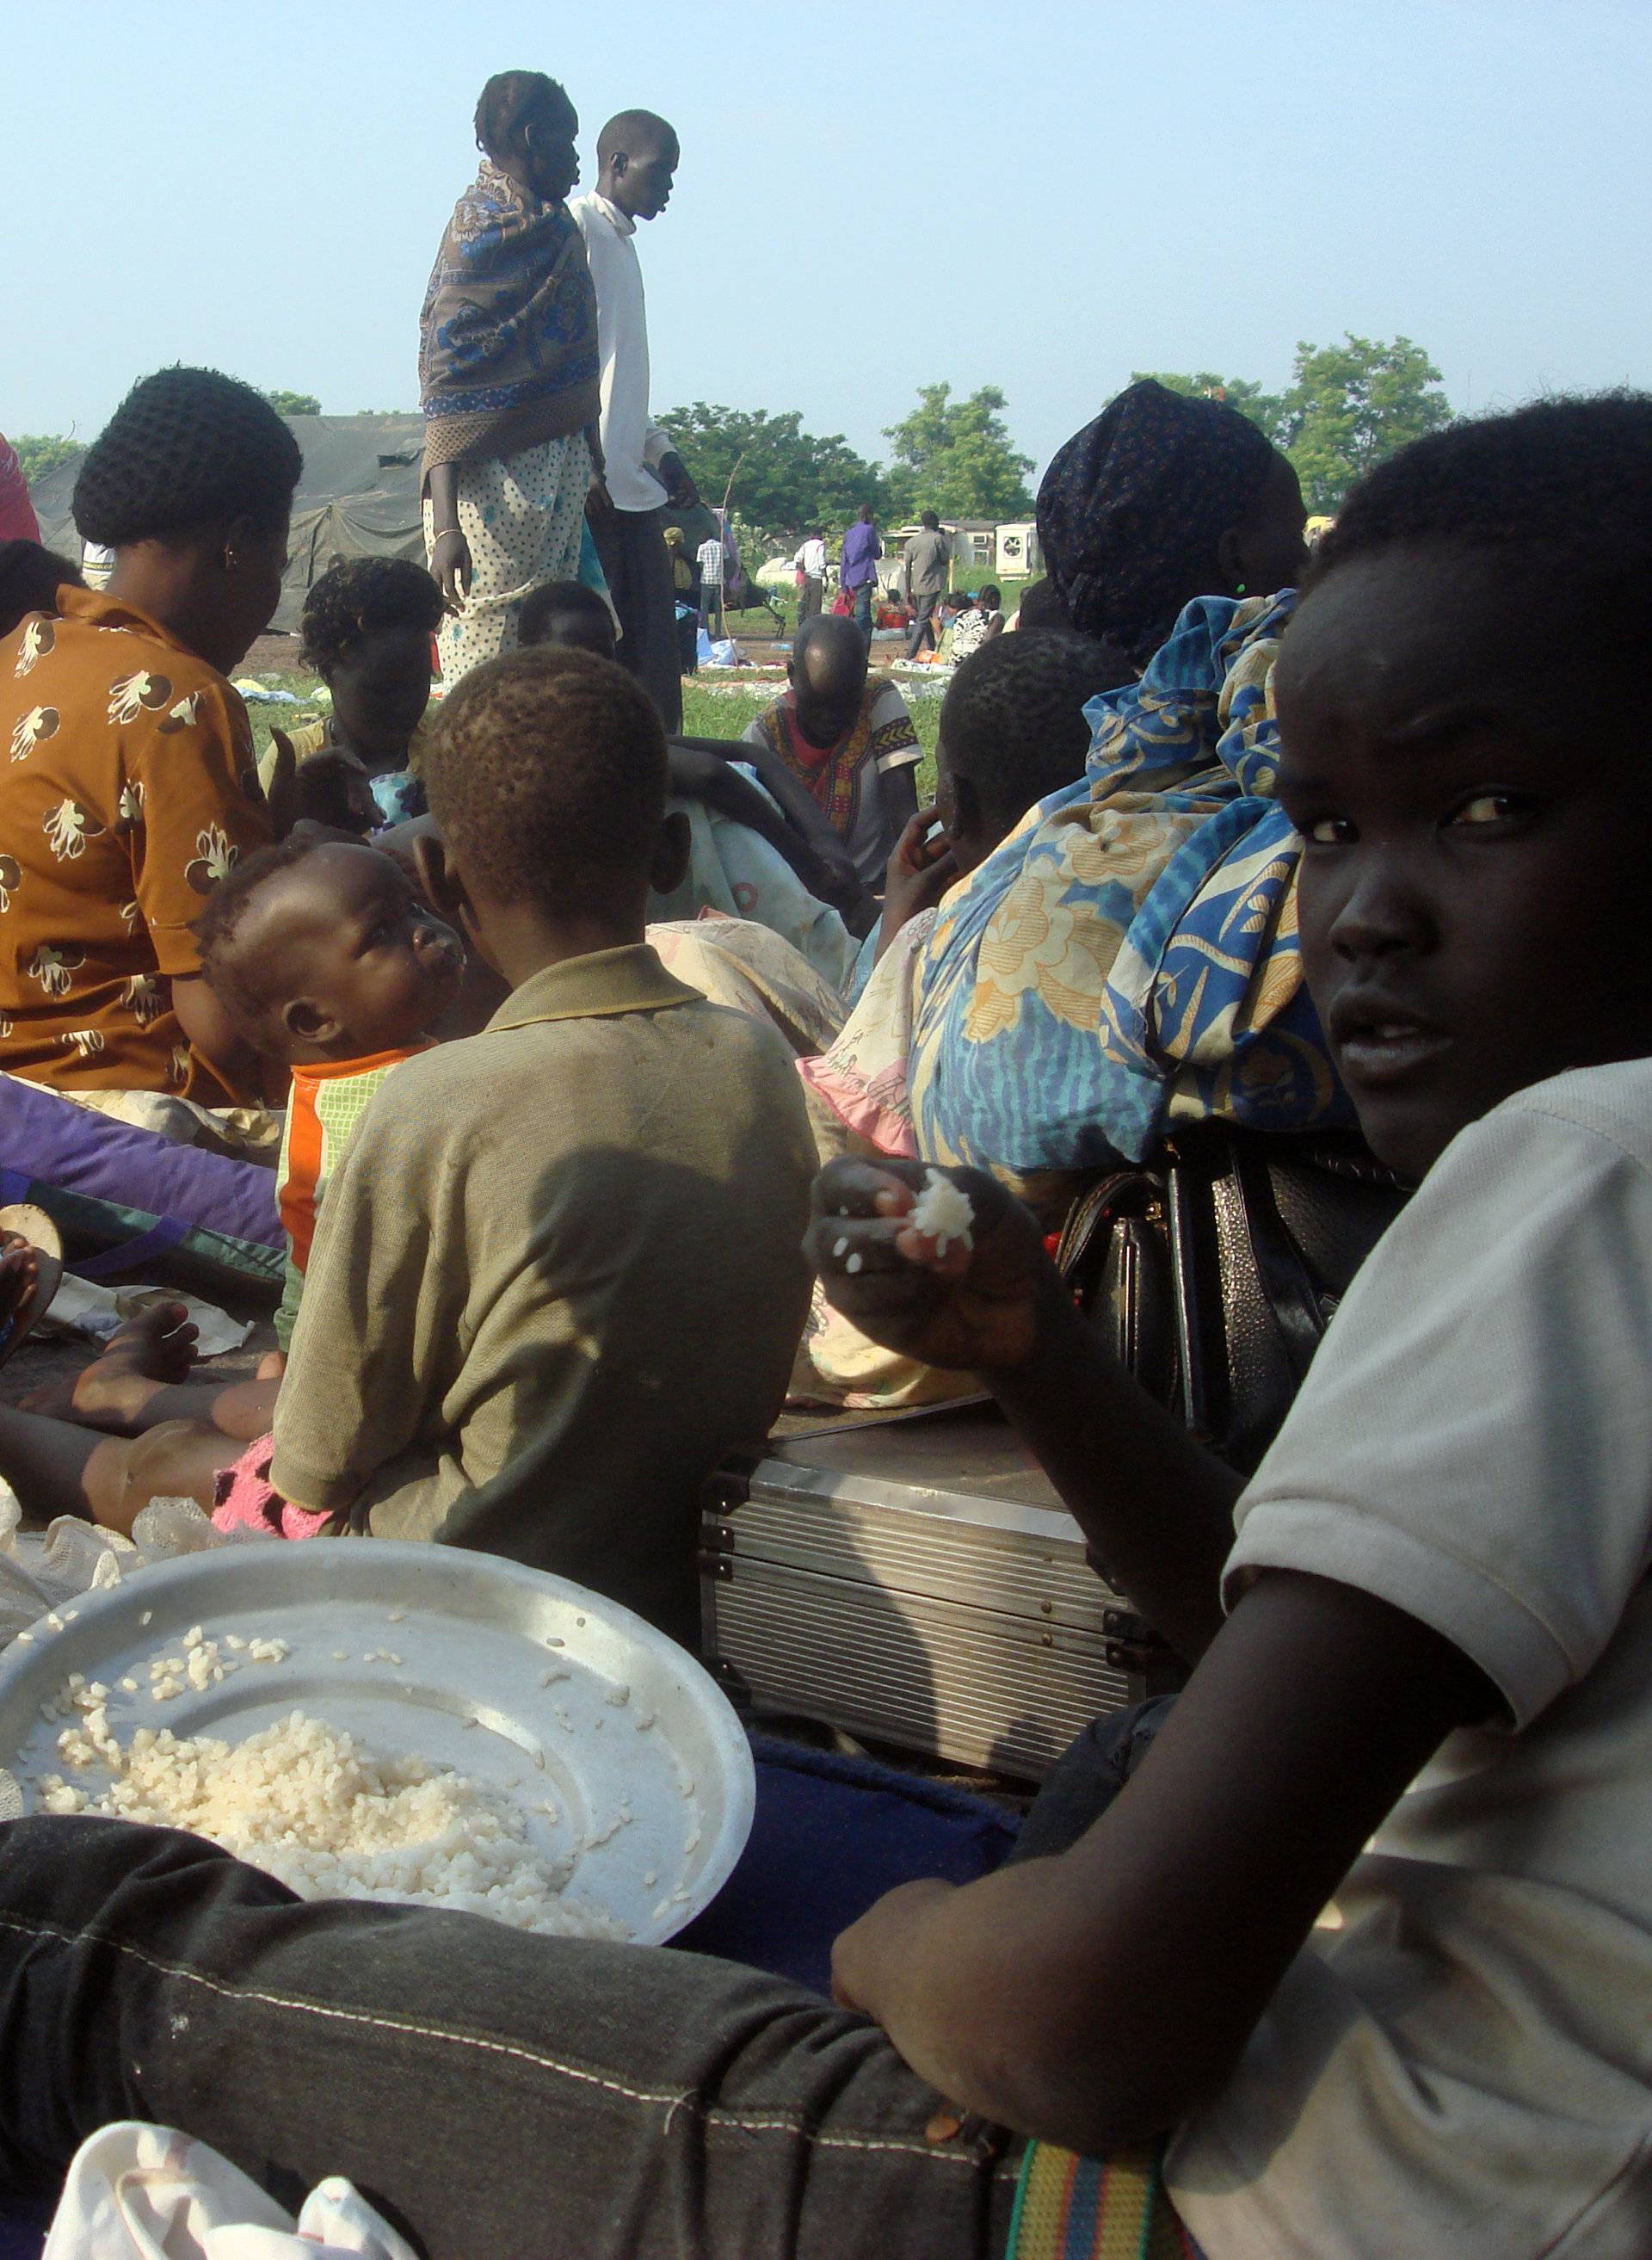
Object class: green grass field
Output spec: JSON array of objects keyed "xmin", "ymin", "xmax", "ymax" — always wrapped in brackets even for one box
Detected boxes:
[
  {"xmin": 681, "ymin": 678, "xmax": 942, "ymax": 803},
  {"xmin": 241, "ymin": 665, "xmax": 945, "ymax": 805}
]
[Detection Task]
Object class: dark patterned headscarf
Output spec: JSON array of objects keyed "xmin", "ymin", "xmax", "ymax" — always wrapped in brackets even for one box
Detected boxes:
[{"xmin": 1037, "ymin": 380, "xmax": 1275, "ymax": 665}]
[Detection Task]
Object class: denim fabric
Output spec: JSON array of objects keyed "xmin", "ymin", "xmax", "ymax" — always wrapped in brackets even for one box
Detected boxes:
[
  {"xmin": 0, "ymin": 1817, "xmax": 1019, "ymax": 2260},
  {"xmin": 1009, "ymin": 1697, "xmax": 1177, "ymax": 1863}
]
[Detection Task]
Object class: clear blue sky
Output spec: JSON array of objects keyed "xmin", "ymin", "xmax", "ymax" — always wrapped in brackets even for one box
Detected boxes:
[{"xmin": 7, "ymin": 0, "xmax": 1649, "ymax": 485}]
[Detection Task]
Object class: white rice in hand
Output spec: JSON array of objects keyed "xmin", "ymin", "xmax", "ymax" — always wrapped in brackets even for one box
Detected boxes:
[
  {"xmin": 909, "ymin": 1169, "xmax": 975, "ymax": 1255},
  {"xmin": 36, "ymin": 1708, "xmax": 625, "ymax": 1939}
]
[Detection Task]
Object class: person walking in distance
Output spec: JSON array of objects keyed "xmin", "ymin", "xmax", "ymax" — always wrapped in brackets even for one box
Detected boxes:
[
  {"xmin": 901, "ymin": 509, "xmax": 949, "ymax": 658},
  {"xmin": 697, "ymin": 519, "xmax": 727, "ymax": 639},
  {"xmin": 840, "ymin": 503, "xmax": 882, "ymax": 645},
  {"xmin": 570, "ymin": 110, "xmax": 699, "ymax": 730},
  {"xmin": 792, "ymin": 529, "xmax": 828, "ymax": 630}
]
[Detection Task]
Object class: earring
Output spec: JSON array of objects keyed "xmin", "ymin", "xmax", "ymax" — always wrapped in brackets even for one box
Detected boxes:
[{"xmin": 1235, "ymin": 581, "xmax": 1247, "ymax": 596}]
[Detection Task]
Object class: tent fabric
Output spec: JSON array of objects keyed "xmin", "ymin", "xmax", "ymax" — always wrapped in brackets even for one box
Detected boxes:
[
  {"xmin": 28, "ymin": 416, "xmax": 429, "ymax": 634},
  {"xmin": 28, "ymin": 417, "xmax": 726, "ymax": 637}
]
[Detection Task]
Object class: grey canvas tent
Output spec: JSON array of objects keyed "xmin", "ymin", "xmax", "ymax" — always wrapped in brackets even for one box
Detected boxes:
[
  {"xmin": 26, "ymin": 411, "xmax": 740, "ymax": 635},
  {"xmin": 28, "ymin": 414, "xmax": 428, "ymax": 634}
]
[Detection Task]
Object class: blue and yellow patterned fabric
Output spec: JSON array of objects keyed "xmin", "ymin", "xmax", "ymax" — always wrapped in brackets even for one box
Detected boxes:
[{"xmin": 908, "ymin": 591, "xmax": 1349, "ymax": 1177}]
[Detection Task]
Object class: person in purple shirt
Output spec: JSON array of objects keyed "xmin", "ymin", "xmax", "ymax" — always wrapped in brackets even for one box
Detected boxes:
[{"xmin": 839, "ymin": 503, "xmax": 883, "ymax": 645}]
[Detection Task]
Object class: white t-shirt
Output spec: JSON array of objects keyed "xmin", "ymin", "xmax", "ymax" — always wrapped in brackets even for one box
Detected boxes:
[
  {"xmin": 1169, "ymin": 1059, "xmax": 1652, "ymax": 2257},
  {"xmin": 567, "ymin": 191, "xmax": 672, "ymax": 515},
  {"xmin": 794, "ymin": 537, "xmax": 827, "ymax": 579},
  {"xmin": 697, "ymin": 538, "xmax": 725, "ymax": 588}
]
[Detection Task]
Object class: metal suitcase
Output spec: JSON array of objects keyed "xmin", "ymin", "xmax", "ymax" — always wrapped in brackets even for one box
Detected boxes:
[{"xmin": 700, "ymin": 1401, "xmax": 1181, "ymax": 1781}]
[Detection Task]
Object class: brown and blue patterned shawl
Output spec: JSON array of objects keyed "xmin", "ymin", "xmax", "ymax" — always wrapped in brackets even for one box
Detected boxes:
[{"xmin": 419, "ymin": 161, "xmax": 600, "ymax": 476}]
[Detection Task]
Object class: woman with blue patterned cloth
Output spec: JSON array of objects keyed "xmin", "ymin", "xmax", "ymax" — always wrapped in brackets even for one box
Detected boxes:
[{"xmin": 900, "ymin": 382, "xmax": 1331, "ymax": 1189}]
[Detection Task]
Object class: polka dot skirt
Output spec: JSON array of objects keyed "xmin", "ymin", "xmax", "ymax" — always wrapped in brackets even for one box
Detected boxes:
[{"xmin": 424, "ymin": 432, "xmax": 599, "ymax": 685}]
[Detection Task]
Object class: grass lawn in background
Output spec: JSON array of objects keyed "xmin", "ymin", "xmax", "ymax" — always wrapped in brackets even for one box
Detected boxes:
[
  {"xmin": 240, "ymin": 664, "xmax": 946, "ymax": 805},
  {"xmin": 681, "ymin": 677, "xmax": 943, "ymax": 804}
]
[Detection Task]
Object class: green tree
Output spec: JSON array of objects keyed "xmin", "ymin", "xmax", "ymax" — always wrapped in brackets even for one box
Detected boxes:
[
  {"xmin": 657, "ymin": 404, "xmax": 883, "ymax": 535},
  {"xmin": 1130, "ymin": 371, "xmax": 1287, "ymax": 445},
  {"xmin": 1277, "ymin": 336, "xmax": 1452, "ymax": 514},
  {"xmin": 264, "ymin": 389, "xmax": 322, "ymax": 417},
  {"xmin": 12, "ymin": 434, "xmax": 79, "ymax": 486},
  {"xmin": 882, "ymin": 383, "xmax": 1034, "ymax": 521}
]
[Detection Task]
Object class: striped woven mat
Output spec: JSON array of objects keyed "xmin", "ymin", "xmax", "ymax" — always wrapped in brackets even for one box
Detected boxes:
[{"xmin": 1007, "ymin": 2141, "xmax": 1205, "ymax": 2260}]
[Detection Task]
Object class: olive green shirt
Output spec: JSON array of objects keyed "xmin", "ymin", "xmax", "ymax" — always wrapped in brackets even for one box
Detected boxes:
[{"xmin": 270, "ymin": 944, "xmax": 816, "ymax": 1647}]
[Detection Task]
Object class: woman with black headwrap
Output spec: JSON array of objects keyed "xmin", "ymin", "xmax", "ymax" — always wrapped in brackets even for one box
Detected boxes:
[{"xmin": 1033, "ymin": 379, "xmax": 1308, "ymax": 667}]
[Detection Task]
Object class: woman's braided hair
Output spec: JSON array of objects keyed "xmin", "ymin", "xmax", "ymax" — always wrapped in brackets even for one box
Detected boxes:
[
  {"xmin": 473, "ymin": 71, "xmax": 573, "ymax": 164},
  {"xmin": 73, "ymin": 367, "xmax": 302, "ymax": 547}
]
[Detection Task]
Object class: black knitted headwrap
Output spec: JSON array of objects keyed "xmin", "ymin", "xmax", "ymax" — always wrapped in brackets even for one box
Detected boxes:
[
  {"xmin": 1036, "ymin": 380, "xmax": 1275, "ymax": 666},
  {"xmin": 73, "ymin": 367, "xmax": 302, "ymax": 548}
]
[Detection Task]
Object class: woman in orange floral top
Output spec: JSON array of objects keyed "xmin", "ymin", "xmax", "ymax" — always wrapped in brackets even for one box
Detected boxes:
[{"xmin": 0, "ymin": 369, "xmax": 300, "ymax": 1102}]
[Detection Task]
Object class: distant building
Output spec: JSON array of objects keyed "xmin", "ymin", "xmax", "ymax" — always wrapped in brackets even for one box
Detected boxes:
[
  {"xmin": 994, "ymin": 522, "xmax": 1042, "ymax": 580},
  {"xmin": 879, "ymin": 518, "xmax": 1037, "ymax": 594}
]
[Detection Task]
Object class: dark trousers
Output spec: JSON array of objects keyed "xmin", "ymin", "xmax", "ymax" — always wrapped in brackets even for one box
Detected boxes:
[
  {"xmin": 798, "ymin": 576, "xmax": 825, "ymax": 628},
  {"xmin": 903, "ymin": 592, "xmax": 940, "ymax": 659},
  {"xmin": 0, "ymin": 1709, "xmax": 1172, "ymax": 2256},
  {"xmin": 0, "ymin": 1816, "xmax": 1020, "ymax": 2257},
  {"xmin": 850, "ymin": 582, "xmax": 875, "ymax": 645},
  {"xmin": 591, "ymin": 505, "xmax": 683, "ymax": 732}
]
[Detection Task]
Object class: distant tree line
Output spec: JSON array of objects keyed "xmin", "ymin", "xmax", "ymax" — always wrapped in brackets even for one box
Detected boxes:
[
  {"xmin": 1134, "ymin": 337, "xmax": 1453, "ymax": 516},
  {"xmin": 14, "ymin": 341, "xmax": 1452, "ymax": 547},
  {"xmin": 657, "ymin": 382, "xmax": 1037, "ymax": 550}
]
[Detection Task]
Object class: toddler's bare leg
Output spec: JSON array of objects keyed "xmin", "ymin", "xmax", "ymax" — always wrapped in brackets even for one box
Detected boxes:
[
  {"xmin": 0, "ymin": 1408, "xmax": 239, "ymax": 1539},
  {"xmin": 21, "ymin": 1304, "xmax": 279, "ymax": 1443}
]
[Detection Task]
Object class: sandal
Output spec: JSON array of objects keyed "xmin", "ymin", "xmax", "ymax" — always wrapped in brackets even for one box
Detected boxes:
[{"xmin": 0, "ymin": 1206, "xmax": 65, "ymax": 1368}]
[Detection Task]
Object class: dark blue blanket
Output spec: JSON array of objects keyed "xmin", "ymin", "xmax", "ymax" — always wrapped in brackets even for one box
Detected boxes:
[{"xmin": 679, "ymin": 1732, "xmax": 1020, "ymax": 1994}]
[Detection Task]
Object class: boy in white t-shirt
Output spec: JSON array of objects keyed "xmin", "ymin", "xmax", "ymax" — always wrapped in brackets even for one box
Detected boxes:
[{"xmin": 812, "ymin": 395, "xmax": 1652, "ymax": 2255}]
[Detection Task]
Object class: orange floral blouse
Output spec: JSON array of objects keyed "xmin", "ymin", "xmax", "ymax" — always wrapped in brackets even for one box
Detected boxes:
[{"xmin": 0, "ymin": 585, "xmax": 273, "ymax": 1102}]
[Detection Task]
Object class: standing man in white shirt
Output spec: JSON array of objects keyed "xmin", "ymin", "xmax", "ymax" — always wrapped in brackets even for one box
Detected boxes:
[
  {"xmin": 792, "ymin": 529, "xmax": 828, "ymax": 629},
  {"xmin": 696, "ymin": 522, "xmax": 727, "ymax": 639},
  {"xmin": 570, "ymin": 109, "xmax": 699, "ymax": 730}
]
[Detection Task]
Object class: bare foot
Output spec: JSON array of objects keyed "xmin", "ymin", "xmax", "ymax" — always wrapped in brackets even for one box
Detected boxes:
[
  {"xmin": 0, "ymin": 1240, "xmax": 41, "ymax": 1356},
  {"xmin": 18, "ymin": 1301, "xmax": 199, "ymax": 1433},
  {"xmin": 0, "ymin": 1229, "xmax": 59, "ymax": 1365}
]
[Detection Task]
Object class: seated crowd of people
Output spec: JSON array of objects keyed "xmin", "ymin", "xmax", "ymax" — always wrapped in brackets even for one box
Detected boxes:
[{"xmin": 0, "ymin": 299, "xmax": 1649, "ymax": 2252}]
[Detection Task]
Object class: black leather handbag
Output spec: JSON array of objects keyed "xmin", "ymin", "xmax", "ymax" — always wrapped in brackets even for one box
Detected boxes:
[{"xmin": 1053, "ymin": 1127, "xmax": 1410, "ymax": 1473}]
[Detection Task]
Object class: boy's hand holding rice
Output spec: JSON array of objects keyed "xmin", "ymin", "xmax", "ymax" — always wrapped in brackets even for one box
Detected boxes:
[{"xmin": 808, "ymin": 1158, "xmax": 1058, "ymax": 1375}]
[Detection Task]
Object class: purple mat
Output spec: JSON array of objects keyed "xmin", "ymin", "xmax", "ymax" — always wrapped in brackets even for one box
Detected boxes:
[{"xmin": 0, "ymin": 1077, "xmax": 280, "ymax": 1250}]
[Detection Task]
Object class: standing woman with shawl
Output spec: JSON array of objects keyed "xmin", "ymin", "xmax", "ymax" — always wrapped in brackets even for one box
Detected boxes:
[{"xmin": 421, "ymin": 71, "xmax": 610, "ymax": 683}]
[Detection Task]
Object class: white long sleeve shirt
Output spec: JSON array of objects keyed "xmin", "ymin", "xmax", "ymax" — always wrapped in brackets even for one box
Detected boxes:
[{"xmin": 568, "ymin": 190, "xmax": 674, "ymax": 515}]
